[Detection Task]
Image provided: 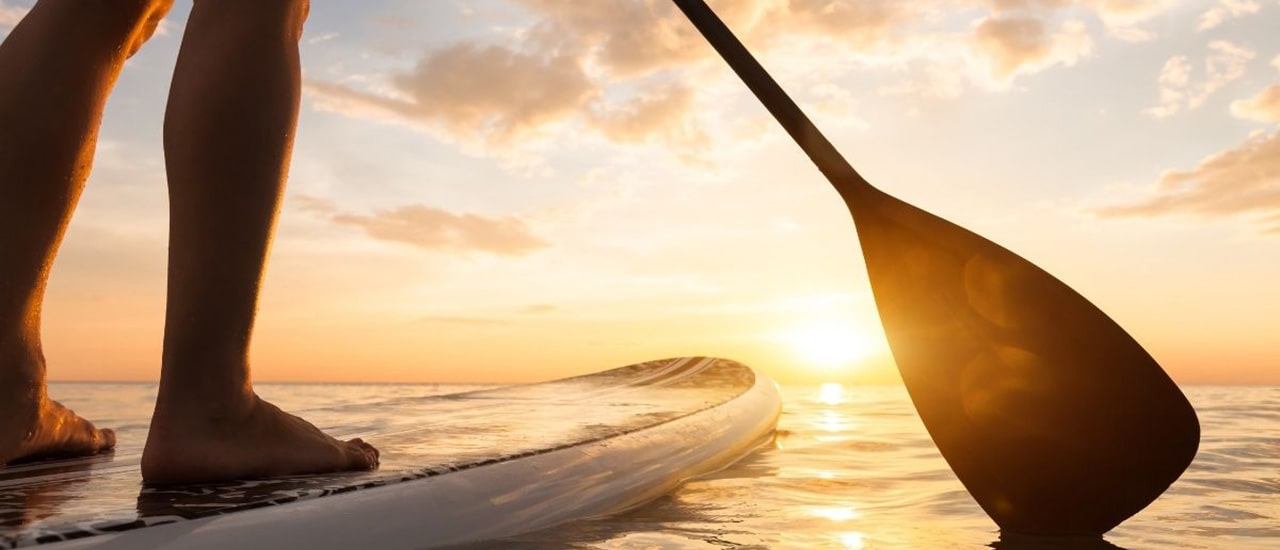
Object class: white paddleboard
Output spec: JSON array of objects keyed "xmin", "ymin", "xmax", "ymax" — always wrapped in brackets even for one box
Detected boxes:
[{"xmin": 0, "ymin": 357, "xmax": 781, "ymax": 549}]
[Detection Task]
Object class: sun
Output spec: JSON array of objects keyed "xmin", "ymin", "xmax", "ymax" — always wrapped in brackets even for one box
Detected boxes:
[{"xmin": 783, "ymin": 322, "xmax": 876, "ymax": 371}]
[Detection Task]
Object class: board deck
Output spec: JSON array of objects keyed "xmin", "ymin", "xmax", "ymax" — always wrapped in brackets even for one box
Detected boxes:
[{"xmin": 1, "ymin": 357, "xmax": 781, "ymax": 549}]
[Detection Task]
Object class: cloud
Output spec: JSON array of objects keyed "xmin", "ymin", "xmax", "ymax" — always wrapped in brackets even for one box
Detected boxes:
[
  {"xmin": 1095, "ymin": 130, "xmax": 1280, "ymax": 233},
  {"xmin": 1196, "ymin": 0, "xmax": 1261, "ymax": 31},
  {"xmin": 505, "ymin": 0, "xmax": 920, "ymax": 140},
  {"xmin": 305, "ymin": 43, "xmax": 707, "ymax": 156},
  {"xmin": 983, "ymin": 0, "xmax": 1174, "ymax": 40},
  {"xmin": 1105, "ymin": 25, "xmax": 1156, "ymax": 43},
  {"xmin": 1231, "ymin": 85, "xmax": 1280, "ymax": 123},
  {"xmin": 1145, "ymin": 55, "xmax": 1193, "ymax": 118},
  {"xmin": 970, "ymin": 16, "xmax": 1093, "ymax": 82},
  {"xmin": 1080, "ymin": 0, "xmax": 1177, "ymax": 27},
  {"xmin": 972, "ymin": 17, "xmax": 1051, "ymax": 80},
  {"xmin": 308, "ymin": 0, "xmax": 1174, "ymax": 155},
  {"xmin": 514, "ymin": 0, "xmax": 917, "ymax": 72},
  {"xmin": 1145, "ymin": 41, "xmax": 1255, "ymax": 118},
  {"xmin": 306, "ymin": 1, "xmax": 791, "ymax": 157},
  {"xmin": 515, "ymin": 0, "xmax": 710, "ymax": 78},
  {"xmin": 307, "ymin": 31, "xmax": 340, "ymax": 45},
  {"xmin": 307, "ymin": 42, "xmax": 596, "ymax": 144},
  {"xmin": 0, "ymin": 0, "xmax": 28, "ymax": 30},
  {"xmin": 299, "ymin": 197, "xmax": 550, "ymax": 256},
  {"xmin": 153, "ymin": 18, "xmax": 176, "ymax": 37},
  {"xmin": 588, "ymin": 84, "xmax": 710, "ymax": 153},
  {"xmin": 765, "ymin": 0, "xmax": 917, "ymax": 49},
  {"xmin": 987, "ymin": 0, "xmax": 1071, "ymax": 8}
]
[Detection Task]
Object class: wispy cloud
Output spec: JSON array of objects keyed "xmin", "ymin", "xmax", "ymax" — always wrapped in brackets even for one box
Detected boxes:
[
  {"xmin": 1100, "ymin": 59, "xmax": 1280, "ymax": 233},
  {"xmin": 307, "ymin": 0, "xmax": 1144, "ymax": 155},
  {"xmin": 299, "ymin": 196, "xmax": 550, "ymax": 256},
  {"xmin": 1146, "ymin": 41, "xmax": 1255, "ymax": 118},
  {"xmin": 970, "ymin": 16, "xmax": 1092, "ymax": 82},
  {"xmin": 307, "ymin": 43, "xmax": 596, "ymax": 145},
  {"xmin": 1231, "ymin": 85, "xmax": 1280, "ymax": 123},
  {"xmin": 1196, "ymin": 0, "xmax": 1261, "ymax": 31},
  {"xmin": 307, "ymin": 31, "xmax": 341, "ymax": 45},
  {"xmin": 305, "ymin": 1, "xmax": 725, "ymax": 152},
  {"xmin": 766, "ymin": 0, "xmax": 917, "ymax": 49},
  {"xmin": 1080, "ymin": 0, "xmax": 1177, "ymax": 38},
  {"xmin": 981, "ymin": 0, "xmax": 1176, "ymax": 41},
  {"xmin": 1095, "ymin": 130, "xmax": 1280, "ymax": 233},
  {"xmin": 588, "ymin": 83, "xmax": 709, "ymax": 157},
  {"xmin": 515, "ymin": 0, "xmax": 711, "ymax": 78},
  {"xmin": 0, "ymin": 0, "xmax": 29, "ymax": 30}
]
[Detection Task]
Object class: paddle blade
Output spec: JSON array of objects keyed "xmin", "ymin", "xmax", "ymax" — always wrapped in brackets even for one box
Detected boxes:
[
  {"xmin": 664, "ymin": 0, "xmax": 1199, "ymax": 535},
  {"xmin": 847, "ymin": 187, "xmax": 1200, "ymax": 536}
]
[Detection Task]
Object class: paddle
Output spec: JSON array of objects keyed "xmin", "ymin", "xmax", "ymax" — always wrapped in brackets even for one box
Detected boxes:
[{"xmin": 670, "ymin": 0, "xmax": 1200, "ymax": 537}]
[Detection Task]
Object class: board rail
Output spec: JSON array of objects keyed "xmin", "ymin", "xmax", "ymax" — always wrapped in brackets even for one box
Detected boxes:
[{"xmin": 2, "ymin": 357, "xmax": 781, "ymax": 549}]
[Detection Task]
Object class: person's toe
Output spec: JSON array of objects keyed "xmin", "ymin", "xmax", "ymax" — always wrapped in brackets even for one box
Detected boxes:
[
  {"xmin": 97, "ymin": 428, "xmax": 117, "ymax": 453},
  {"xmin": 343, "ymin": 440, "xmax": 378, "ymax": 469}
]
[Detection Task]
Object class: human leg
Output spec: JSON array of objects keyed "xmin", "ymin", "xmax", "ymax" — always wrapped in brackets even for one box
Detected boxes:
[
  {"xmin": 140, "ymin": 0, "xmax": 377, "ymax": 485},
  {"xmin": 0, "ymin": 0, "xmax": 172, "ymax": 465}
]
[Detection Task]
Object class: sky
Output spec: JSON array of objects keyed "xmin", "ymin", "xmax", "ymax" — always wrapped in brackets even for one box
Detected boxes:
[{"xmin": 1, "ymin": 0, "xmax": 1276, "ymax": 385}]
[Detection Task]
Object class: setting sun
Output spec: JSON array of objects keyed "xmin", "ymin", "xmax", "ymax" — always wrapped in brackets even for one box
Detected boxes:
[{"xmin": 783, "ymin": 322, "xmax": 876, "ymax": 371}]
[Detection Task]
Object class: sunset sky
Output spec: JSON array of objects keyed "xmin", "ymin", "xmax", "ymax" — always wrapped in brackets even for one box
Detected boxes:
[{"xmin": 3, "ymin": 0, "xmax": 1276, "ymax": 385}]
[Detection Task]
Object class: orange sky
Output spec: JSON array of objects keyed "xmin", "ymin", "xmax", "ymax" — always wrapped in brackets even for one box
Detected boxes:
[{"xmin": 4, "ymin": 0, "xmax": 1278, "ymax": 386}]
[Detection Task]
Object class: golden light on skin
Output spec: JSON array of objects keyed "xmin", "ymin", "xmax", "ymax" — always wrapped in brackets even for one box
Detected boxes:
[{"xmin": 783, "ymin": 322, "xmax": 877, "ymax": 372}]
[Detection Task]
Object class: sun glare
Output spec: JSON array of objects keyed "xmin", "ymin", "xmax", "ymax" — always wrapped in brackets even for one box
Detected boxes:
[
  {"xmin": 785, "ymin": 322, "xmax": 874, "ymax": 371},
  {"xmin": 811, "ymin": 506, "xmax": 861, "ymax": 522},
  {"xmin": 819, "ymin": 383, "xmax": 844, "ymax": 405},
  {"xmin": 840, "ymin": 532, "xmax": 866, "ymax": 549}
]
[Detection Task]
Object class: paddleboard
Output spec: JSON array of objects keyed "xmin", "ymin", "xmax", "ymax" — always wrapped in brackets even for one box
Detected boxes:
[{"xmin": 0, "ymin": 357, "xmax": 780, "ymax": 549}]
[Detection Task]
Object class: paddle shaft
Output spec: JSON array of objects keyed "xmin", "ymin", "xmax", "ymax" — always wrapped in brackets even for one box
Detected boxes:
[{"xmin": 670, "ymin": 0, "xmax": 871, "ymax": 200}]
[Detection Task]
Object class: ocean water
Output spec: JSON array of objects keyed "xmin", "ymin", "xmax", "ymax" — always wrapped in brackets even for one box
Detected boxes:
[{"xmin": 45, "ymin": 383, "xmax": 1279, "ymax": 549}]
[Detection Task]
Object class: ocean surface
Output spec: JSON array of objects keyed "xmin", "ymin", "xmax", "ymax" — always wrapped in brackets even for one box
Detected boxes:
[{"xmin": 44, "ymin": 382, "xmax": 1278, "ymax": 549}]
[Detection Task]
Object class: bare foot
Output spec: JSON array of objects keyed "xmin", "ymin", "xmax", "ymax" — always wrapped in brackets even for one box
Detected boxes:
[
  {"xmin": 0, "ymin": 386, "xmax": 116, "ymax": 466},
  {"xmin": 141, "ymin": 394, "xmax": 378, "ymax": 485}
]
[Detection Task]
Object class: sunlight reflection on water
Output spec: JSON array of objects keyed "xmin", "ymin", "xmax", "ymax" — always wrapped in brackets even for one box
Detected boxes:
[
  {"xmin": 46, "ymin": 382, "xmax": 1279, "ymax": 549},
  {"xmin": 498, "ymin": 384, "xmax": 1279, "ymax": 549},
  {"xmin": 839, "ymin": 531, "xmax": 866, "ymax": 549}
]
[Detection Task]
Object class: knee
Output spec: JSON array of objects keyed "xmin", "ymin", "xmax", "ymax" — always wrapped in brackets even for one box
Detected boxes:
[
  {"xmin": 67, "ymin": 0, "xmax": 172, "ymax": 19},
  {"xmin": 128, "ymin": 0, "xmax": 176, "ymax": 57},
  {"xmin": 74, "ymin": 0, "xmax": 174, "ymax": 27},
  {"xmin": 191, "ymin": 0, "xmax": 311, "ymax": 40},
  {"xmin": 30, "ymin": 0, "xmax": 175, "ymax": 58}
]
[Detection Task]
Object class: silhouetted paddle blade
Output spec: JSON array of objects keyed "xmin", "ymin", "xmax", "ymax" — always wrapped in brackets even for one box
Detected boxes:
[{"xmin": 671, "ymin": 0, "xmax": 1200, "ymax": 536}]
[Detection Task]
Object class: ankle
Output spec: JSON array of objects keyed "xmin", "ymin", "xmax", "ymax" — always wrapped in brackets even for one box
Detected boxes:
[
  {"xmin": 153, "ymin": 382, "xmax": 257, "ymax": 426},
  {"xmin": 0, "ymin": 341, "xmax": 46, "ymax": 393},
  {"xmin": 0, "ymin": 357, "xmax": 44, "ymax": 435}
]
